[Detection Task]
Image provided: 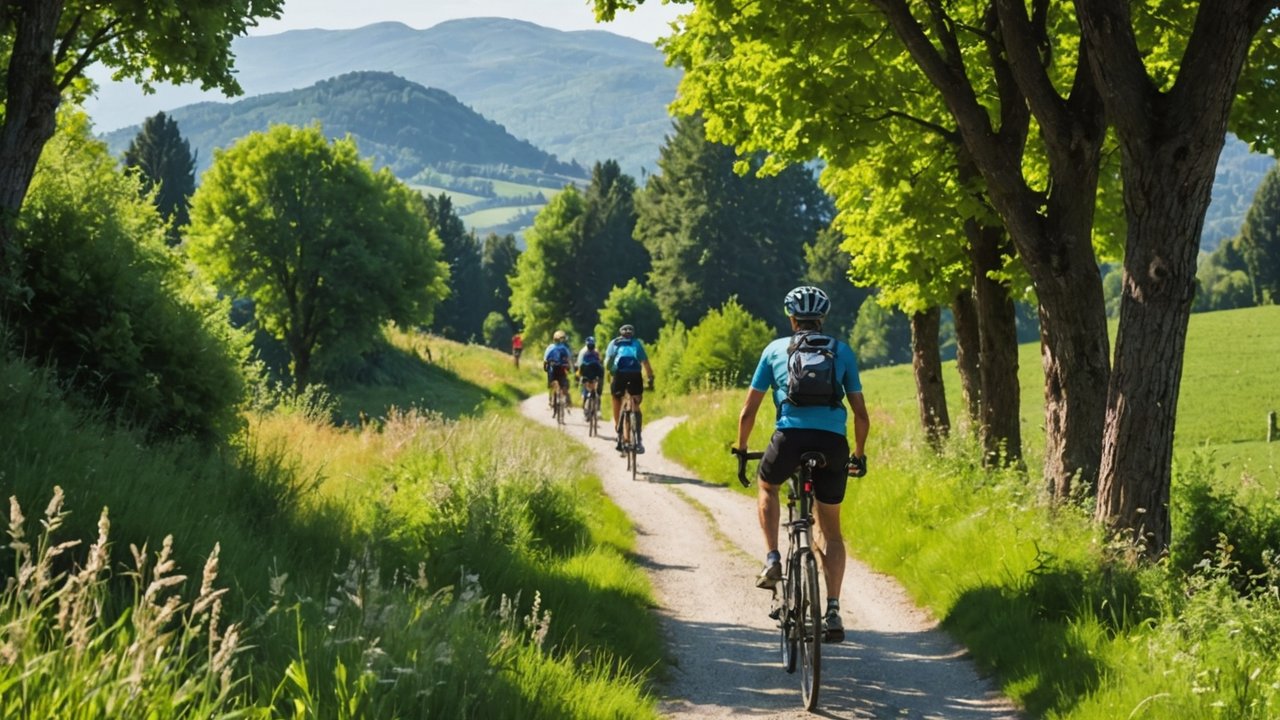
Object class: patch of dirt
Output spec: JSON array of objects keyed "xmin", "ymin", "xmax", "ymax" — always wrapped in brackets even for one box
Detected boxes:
[{"xmin": 521, "ymin": 396, "xmax": 1022, "ymax": 719}]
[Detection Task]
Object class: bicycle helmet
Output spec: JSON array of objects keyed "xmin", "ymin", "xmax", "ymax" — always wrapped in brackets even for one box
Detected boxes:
[
  {"xmin": 586, "ymin": 336, "xmax": 596, "ymax": 347},
  {"xmin": 619, "ymin": 324, "xmax": 635, "ymax": 338},
  {"xmin": 553, "ymin": 329, "xmax": 567, "ymax": 341},
  {"xmin": 783, "ymin": 286, "xmax": 831, "ymax": 319}
]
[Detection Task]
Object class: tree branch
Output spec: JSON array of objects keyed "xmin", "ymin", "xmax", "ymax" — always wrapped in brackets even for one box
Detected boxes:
[
  {"xmin": 983, "ymin": 2, "xmax": 1029, "ymax": 148},
  {"xmin": 1071, "ymin": 0, "xmax": 1158, "ymax": 141},
  {"xmin": 992, "ymin": 0, "xmax": 1067, "ymax": 143},
  {"xmin": 865, "ymin": 109, "xmax": 957, "ymax": 142},
  {"xmin": 1168, "ymin": 0, "xmax": 1275, "ymax": 125}
]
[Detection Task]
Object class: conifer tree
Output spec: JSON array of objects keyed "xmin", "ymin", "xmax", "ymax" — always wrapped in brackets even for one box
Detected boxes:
[
  {"xmin": 1238, "ymin": 162, "xmax": 1280, "ymax": 304},
  {"xmin": 123, "ymin": 112, "xmax": 196, "ymax": 245},
  {"xmin": 425, "ymin": 194, "xmax": 485, "ymax": 341}
]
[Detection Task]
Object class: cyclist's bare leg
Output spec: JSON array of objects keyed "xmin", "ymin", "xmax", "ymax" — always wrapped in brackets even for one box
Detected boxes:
[
  {"xmin": 757, "ymin": 478, "xmax": 781, "ymax": 557},
  {"xmin": 812, "ymin": 501, "xmax": 846, "ymax": 598}
]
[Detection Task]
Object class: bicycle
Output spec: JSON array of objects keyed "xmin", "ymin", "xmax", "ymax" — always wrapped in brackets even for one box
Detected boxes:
[
  {"xmin": 618, "ymin": 390, "xmax": 640, "ymax": 480},
  {"xmin": 734, "ymin": 447, "xmax": 824, "ymax": 711},
  {"xmin": 582, "ymin": 379, "xmax": 601, "ymax": 437},
  {"xmin": 550, "ymin": 378, "xmax": 569, "ymax": 426}
]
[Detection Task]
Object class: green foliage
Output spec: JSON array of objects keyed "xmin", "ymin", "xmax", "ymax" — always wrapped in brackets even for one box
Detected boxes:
[
  {"xmin": 635, "ymin": 114, "xmax": 832, "ymax": 330},
  {"xmin": 12, "ymin": 112, "xmax": 246, "ymax": 441},
  {"xmin": 186, "ymin": 124, "xmax": 449, "ymax": 391},
  {"xmin": 593, "ymin": 279, "xmax": 662, "ymax": 345},
  {"xmin": 581, "ymin": 160, "xmax": 649, "ymax": 312},
  {"xmin": 661, "ymin": 298, "xmax": 772, "ymax": 394},
  {"xmin": 481, "ymin": 232, "xmax": 520, "ymax": 321},
  {"xmin": 803, "ymin": 226, "xmax": 871, "ymax": 340},
  {"xmin": 849, "ymin": 298, "xmax": 912, "ymax": 369},
  {"xmin": 426, "ymin": 194, "xmax": 486, "ymax": 341},
  {"xmin": 1237, "ymin": 161, "xmax": 1280, "ymax": 304},
  {"xmin": 482, "ymin": 311, "xmax": 513, "ymax": 349},
  {"xmin": 508, "ymin": 186, "xmax": 589, "ymax": 341},
  {"xmin": 122, "ymin": 111, "xmax": 196, "ymax": 246}
]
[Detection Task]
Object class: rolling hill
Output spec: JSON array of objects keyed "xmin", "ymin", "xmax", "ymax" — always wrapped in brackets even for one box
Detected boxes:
[
  {"xmin": 100, "ymin": 71, "xmax": 585, "ymax": 238},
  {"xmin": 85, "ymin": 18, "xmax": 680, "ymax": 179}
]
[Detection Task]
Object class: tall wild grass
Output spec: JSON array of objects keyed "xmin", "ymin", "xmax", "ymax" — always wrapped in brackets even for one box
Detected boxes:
[{"xmin": 1, "ymin": 342, "xmax": 662, "ymax": 718}]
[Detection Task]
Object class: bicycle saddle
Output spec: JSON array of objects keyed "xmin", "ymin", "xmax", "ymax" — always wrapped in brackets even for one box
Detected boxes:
[{"xmin": 799, "ymin": 451, "xmax": 827, "ymax": 468}]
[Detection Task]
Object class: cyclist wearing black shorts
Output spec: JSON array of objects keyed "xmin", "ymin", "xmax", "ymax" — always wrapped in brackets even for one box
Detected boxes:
[
  {"xmin": 734, "ymin": 286, "xmax": 870, "ymax": 644},
  {"xmin": 576, "ymin": 336, "xmax": 605, "ymax": 402},
  {"xmin": 604, "ymin": 324, "xmax": 655, "ymax": 453}
]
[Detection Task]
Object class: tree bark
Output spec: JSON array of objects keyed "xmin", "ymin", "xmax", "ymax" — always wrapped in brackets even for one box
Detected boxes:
[
  {"xmin": 0, "ymin": 0, "xmax": 67, "ymax": 264},
  {"xmin": 950, "ymin": 287, "xmax": 982, "ymax": 431},
  {"xmin": 965, "ymin": 219, "xmax": 1023, "ymax": 468},
  {"xmin": 1077, "ymin": 0, "xmax": 1271, "ymax": 556},
  {"xmin": 910, "ymin": 308, "xmax": 950, "ymax": 450}
]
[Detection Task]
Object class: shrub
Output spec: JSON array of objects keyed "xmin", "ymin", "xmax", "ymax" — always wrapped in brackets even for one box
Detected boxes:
[
  {"xmin": 10, "ymin": 112, "xmax": 246, "ymax": 441},
  {"xmin": 594, "ymin": 279, "xmax": 662, "ymax": 344},
  {"xmin": 670, "ymin": 298, "xmax": 772, "ymax": 392},
  {"xmin": 482, "ymin": 311, "xmax": 513, "ymax": 349}
]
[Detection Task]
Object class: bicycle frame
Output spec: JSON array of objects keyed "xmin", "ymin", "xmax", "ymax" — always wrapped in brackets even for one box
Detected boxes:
[{"xmin": 620, "ymin": 390, "xmax": 640, "ymax": 480}]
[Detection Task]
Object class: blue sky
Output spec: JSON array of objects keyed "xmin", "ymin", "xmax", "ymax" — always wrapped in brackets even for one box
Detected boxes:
[{"xmin": 252, "ymin": 0, "xmax": 685, "ymax": 42}]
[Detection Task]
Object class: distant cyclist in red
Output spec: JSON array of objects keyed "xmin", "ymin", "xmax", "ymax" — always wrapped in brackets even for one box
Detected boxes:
[{"xmin": 511, "ymin": 332, "xmax": 524, "ymax": 368}]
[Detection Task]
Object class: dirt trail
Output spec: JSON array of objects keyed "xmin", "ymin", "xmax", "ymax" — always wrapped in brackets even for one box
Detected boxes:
[{"xmin": 521, "ymin": 396, "xmax": 1021, "ymax": 719}]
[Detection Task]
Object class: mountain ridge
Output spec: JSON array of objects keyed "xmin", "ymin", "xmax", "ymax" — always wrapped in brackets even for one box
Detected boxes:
[{"xmin": 85, "ymin": 17, "xmax": 680, "ymax": 177}]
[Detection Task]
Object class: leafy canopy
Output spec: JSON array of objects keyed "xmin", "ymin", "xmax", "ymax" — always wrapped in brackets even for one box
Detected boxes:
[{"xmin": 186, "ymin": 124, "xmax": 448, "ymax": 390}]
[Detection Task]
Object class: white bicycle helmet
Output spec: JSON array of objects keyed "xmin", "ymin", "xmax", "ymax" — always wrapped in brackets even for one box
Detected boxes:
[{"xmin": 783, "ymin": 286, "xmax": 831, "ymax": 319}]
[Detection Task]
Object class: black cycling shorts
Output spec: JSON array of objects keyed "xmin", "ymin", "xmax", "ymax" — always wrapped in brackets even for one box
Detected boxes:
[
  {"xmin": 758, "ymin": 429, "xmax": 850, "ymax": 505},
  {"xmin": 610, "ymin": 371, "xmax": 645, "ymax": 399},
  {"xmin": 579, "ymin": 364, "xmax": 605, "ymax": 382}
]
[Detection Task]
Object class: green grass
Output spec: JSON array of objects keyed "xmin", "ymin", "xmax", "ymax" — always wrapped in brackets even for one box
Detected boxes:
[
  {"xmin": 461, "ymin": 204, "xmax": 544, "ymax": 229},
  {"xmin": 657, "ymin": 304, "xmax": 1280, "ymax": 719},
  {"xmin": 406, "ymin": 183, "xmax": 486, "ymax": 208},
  {"xmin": 2, "ymin": 328, "xmax": 663, "ymax": 717}
]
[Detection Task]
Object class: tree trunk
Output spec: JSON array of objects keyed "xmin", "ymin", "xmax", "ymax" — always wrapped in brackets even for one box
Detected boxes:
[
  {"xmin": 910, "ymin": 308, "xmax": 949, "ymax": 450},
  {"xmin": 965, "ymin": 219, "xmax": 1023, "ymax": 467},
  {"xmin": 1077, "ymin": 0, "xmax": 1268, "ymax": 559},
  {"xmin": 950, "ymin": 288, "xmax": 982, "ymax": 430},
  {"xmin": 0, "ymin": 0, "xmax": 66, "ymax": 263}
]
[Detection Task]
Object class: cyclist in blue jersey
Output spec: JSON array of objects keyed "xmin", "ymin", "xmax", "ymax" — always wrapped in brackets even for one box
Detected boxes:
[
  {"xmin": 734, "ymin": 286, "xmax": 870, "ymax": 644},
  {"xmin": 543, "ymin": 329, "xmax": 574, "ymax": 410},
  {"xmin": 576, "ymin": 336, "xmax": 605, "ymax": 405},
  {"xmin": 604, "ymin": 324, "xmax": 655, "ymax": 453}
]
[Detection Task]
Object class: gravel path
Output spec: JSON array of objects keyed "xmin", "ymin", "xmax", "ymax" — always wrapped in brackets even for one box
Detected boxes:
[{"xmin": 521, "ymin": 396, "xmax": 1022, "ymax": 719}]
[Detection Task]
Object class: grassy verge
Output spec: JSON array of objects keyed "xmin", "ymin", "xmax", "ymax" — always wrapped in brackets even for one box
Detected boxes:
[
  {"xmin": 1, "ymin": 337, "xmax": 663, "ymax": 718},
  {"xmin": 659, "ymin": 305, "xmax": 1280, "ymax": 719}
]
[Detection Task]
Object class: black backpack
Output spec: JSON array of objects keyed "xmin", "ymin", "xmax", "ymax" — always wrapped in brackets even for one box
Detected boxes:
[{"xmin": 784, "ymin": 332, "xmax": 843, "ymax": 408}]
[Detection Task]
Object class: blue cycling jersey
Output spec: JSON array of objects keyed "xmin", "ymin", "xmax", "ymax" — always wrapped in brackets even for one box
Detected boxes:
[
  {"xmin": 543, "ymin": 342, "xmax": 571, "ymax": 367},
  {"xmin": 750, "ymin": 335, "xmax": 862, "ymax": 435}
]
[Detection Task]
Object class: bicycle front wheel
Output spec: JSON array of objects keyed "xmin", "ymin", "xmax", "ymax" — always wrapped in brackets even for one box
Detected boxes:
[
  {"xmin": 798, "ymin": 551, "xmax": 822, "ymax": 710},
  {"xmin": 780, "ymin": 560, "xmax": 797, "ymax": 673}
]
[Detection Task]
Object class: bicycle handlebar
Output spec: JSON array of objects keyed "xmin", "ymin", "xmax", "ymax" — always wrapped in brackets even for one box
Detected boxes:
[{"xmin": 731, "ymin": 447, "xmax": 765, "ymax": 488}]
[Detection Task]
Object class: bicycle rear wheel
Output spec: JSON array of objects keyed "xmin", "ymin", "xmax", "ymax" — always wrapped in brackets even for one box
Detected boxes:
[
  {"xmin": 554, "ymin": 387, "xmax": 565, "ymax": 425},
  {"xmin": 797, "ymin": 551, "xmax": 822, "ymax": 710},
  {"xmin": 780, "ymin": 559, "xmax": 798, "ymax": 673},
  {"xmin": 586, "ymin": 394, "xmax": 599, "ymax": 436}
]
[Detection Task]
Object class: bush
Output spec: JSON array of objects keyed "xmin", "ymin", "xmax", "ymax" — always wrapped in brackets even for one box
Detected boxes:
[
  {"xmin": 647, "ymin": 320, "xmax": 689, "ymax": 393},
  {"xmin": 667, "ymin": 298, "xmax": 772, "ymax": 392},
  {"xmin": 482, "ymin": 311, "xmax": 513, "ymax": 349},
  {"xmin": 10, "ymin": 112, "xmax": 246, "ymax": 441},
  {"xmin": 594, "ymin": 279, "xmax": 662, "ymax": 344}
]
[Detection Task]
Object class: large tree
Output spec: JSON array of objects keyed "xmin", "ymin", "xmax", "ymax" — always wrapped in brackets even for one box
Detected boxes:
[
  {"xmin": 122, "ymin": 111, "xmax": 195, "ymax": 245},
  {"xmin": 580, "ymin": 159, "xmax": 649, "ymax": 312},
  {"xmin": 186, "ymin": 125, "xmax": 448, "ymax": 392},
  {"xmin": 425, "ymin": 193, "xmax": 485, "ymax": 341},
  {"xmin": 1076, "ymin": 0, "xmax": 1280, "ymax": 554},
  {"xmin": 481, "ymin": 231, "xmax": 520, "ymax": 323},
  {"xmin": 0, "ymin": 0, "xmax": 282, "ymax": 267},
  {"xmin": 635, "ymin": 113, "xmax": 832, "ymax": 329},
  {"xmin": 508, "ymin": 186, "xmax": 589, "ymax": 342}
]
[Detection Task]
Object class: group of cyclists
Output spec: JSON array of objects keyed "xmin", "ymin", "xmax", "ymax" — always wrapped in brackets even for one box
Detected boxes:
[
  {"xmin": 515, "ymin": 285, "xmax": 869, "ymax": 647},
  {"xmin": 537, "ymin": 325, "xmax": 655, "ymax": 454}
]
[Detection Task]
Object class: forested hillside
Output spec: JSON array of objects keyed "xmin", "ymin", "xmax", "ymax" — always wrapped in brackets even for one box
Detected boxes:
[
  {"xmin": 86, "ymin": 18, "xmax": 679, "ymax": 177},
  {"xmin": 1203, "ymin": 134, "xmax": 1278, "ymax": 251},
  {"xmin": 101, "ymin": 71, "xmax": 585, "ymax": 181}
]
